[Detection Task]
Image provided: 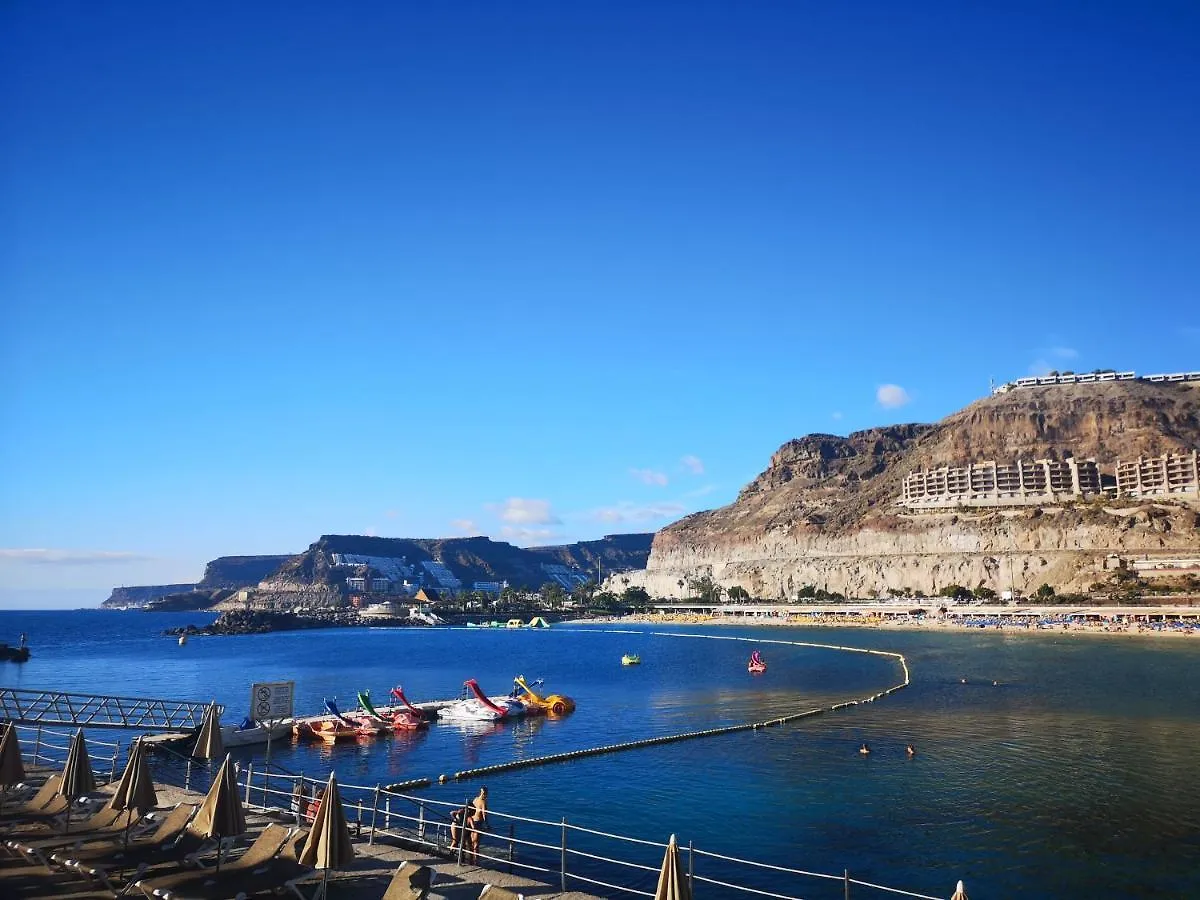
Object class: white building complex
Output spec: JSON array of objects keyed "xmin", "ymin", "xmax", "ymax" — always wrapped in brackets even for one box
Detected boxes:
[
  {"xmin": 1115, "ymin": 450, "xmax": 1199, "ymax": 499},
  {"xmin": 901, "ymin": 458, "xmax": 1102, "ymax": 509},
  {"xmin": 992, "ymin": 370, "xmax": 1200, "ymax": 394}
]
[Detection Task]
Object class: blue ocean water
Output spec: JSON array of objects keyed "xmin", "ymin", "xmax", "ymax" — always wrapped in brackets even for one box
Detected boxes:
[{"xmin": 2, "ymin": 609, "xmax": 1199, "ymax": 899}]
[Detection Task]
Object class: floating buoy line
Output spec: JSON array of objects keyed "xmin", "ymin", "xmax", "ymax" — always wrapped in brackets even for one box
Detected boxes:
[{"xmin": 433, "ymin": 629, "xmax": 911, "ymax": 784}]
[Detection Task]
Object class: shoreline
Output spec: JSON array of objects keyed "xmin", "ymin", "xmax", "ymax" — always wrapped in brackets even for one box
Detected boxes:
[{"xmin": 576, "ymin": 612, "xmax": 1200, "ymax": 639}]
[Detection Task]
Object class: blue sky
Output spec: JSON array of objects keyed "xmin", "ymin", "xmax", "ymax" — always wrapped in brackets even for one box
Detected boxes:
[{"xmin": 2, "ymin": 2, "xmax": 1198, "ymax": 607}]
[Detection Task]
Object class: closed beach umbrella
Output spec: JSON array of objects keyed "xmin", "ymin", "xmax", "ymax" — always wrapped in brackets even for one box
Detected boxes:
[
  {"xmin": 654, "ymin": 834, "xmax": 692, "ymax": 900},
  {"xmin": 60, "ymin": 728, "xmax": 97, "ymax": 831},
  {"xmin": 192, "ymin": 702, "xmax": 224, "ymax": 760},
  {"xmin": 193, "ymin": 753, "xmax": 247, "ymax": 871},
  {"xmin": 108, "ymin": 737, "xmax": 157, "ymax": 847},
  {"xmin": 951, "ymin": 880, "xmax": 968, "ymax": 900},
  {"xmin": 0, "ymin": 723, "xmax": 26, "ymax": 815},
  {"xmin": 299, "ymin": 772, "xmax": 355, "ymax": 900},
  {"xmin": 108, "ymin": 737, "xmax": 157, "ymax": 813}
]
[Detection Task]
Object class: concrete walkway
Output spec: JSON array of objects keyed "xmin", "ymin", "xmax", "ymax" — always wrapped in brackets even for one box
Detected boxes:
[{"xmin": 1, "ymin": 776, "xmax": 606, "ymax": 900}]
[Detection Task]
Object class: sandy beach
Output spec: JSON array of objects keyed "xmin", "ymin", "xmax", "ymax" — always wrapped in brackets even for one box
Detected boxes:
[{"xmin": 583, "ymin": 611, "xmax": 1200, "ymax": 639}]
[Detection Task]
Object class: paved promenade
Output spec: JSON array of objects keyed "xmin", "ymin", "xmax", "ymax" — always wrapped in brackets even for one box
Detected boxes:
[{"xmin": 2, "ymin": 774, "xmax": 603, "ymax": 900}]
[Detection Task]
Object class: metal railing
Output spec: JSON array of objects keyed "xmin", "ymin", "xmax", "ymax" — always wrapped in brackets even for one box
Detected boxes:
[
  {"xmin": 13, "ymin": 723, "xmax": 125, "ymax": 784},
  {"xmin": 0, "ymin": 687, "xmax": 221, "ymax": 730},
  {"xmin": 143, "ymin": 761, "xmax": 955, "ymax": 900}
]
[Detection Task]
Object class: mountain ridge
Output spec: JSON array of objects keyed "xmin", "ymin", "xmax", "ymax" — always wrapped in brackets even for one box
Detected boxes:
[
  {"xmin": 630, "ymin": 380, "xmax": 1200, "ymax": 598},
  {"xmin": 102, "ymin": 534, "xmax": 653, "ymax": 609}
]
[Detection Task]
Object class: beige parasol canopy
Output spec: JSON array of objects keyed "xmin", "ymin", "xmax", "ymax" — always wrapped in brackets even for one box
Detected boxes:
[
  {"xmin": 107, "ymin": 737, "xmax": 157, "ymax": 813},
  {"xmin": 193, "ymin": 753, "xmax": 247, "ymax": 854},
  {"xmin": 192, "ymin": 702, "xmax": 224, "ymax": 760},
  {"xmin": 0, "ymin": 723, "xmax": 25, "ymax": 790},
  {"xmin": 299, "ymin": 772, "xmax": 355, "ymax": 900},
  {"xmin": 654, "ymin": 834, "xmax": 692, "ymax": 900},
  {"xmin": 0, "ymin": 724, "xmax": 26, "ymax": 816},
  {"xmin": 60, "ymin": 728, "xmax": 97, "ymax": 800},
  {"xmin": 950, "ymin": 880, "xmax": 968, "ymax": 900},
  {"xmin": 59, "ymin": 728, "xmax": 97, "ymax": 831}
]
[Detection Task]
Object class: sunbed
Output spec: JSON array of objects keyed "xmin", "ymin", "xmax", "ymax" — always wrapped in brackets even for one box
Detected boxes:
[
  {"xmin": 8, "ymin": 808, "xmax": 140, "ymax": 868},
  {"xmin": 52, "ymin": 804, "xmax": 198, "ymax": 870},
  {"xmin": 478, "ymin": 884, "xmax": 525, "ymax": 900},
  {"xmin": 381, "ymin": 860, "xmax": 433, "ymax": 900},
  {"xmin": 73, "ymin": 823, "xmax": 219, "ymax": 897},
  {"xmin": 133, "ymin": 823, "xmax": 293, "ymax": 899},
  {"xmin": 0, "ymin": 775, "xmax": 68, "ymax": 829},
  {"xmin": 148, "ymin": 826, "xmax": 317, "ymax": 900}
]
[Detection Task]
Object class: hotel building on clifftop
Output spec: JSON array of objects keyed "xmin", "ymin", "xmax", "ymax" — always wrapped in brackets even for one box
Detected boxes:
[{"xmin": 902, "ymin": 450, "xmax": 1199, "ymax": 509}]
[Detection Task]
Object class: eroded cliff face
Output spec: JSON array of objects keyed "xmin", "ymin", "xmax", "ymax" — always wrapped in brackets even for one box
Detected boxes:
[{"xmin": 635, "ymin": 382, "xmax": 1200, "ymax": 597}]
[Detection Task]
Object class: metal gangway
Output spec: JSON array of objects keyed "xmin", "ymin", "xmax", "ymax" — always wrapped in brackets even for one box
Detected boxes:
[{"xmin": 0, "ymin": 687, "xmax": 222, "ymax": 730}]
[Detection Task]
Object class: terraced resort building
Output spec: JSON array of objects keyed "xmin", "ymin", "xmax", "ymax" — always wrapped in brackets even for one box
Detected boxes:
[
  {"xmin": 902, "ymin": 450, "xmax": 1199, "ymax": 509},
  {"xmin": 901, "ymin": 457, "xmax": 1102, "ymax": 509},
  {"xmin": 1116, "ymin": 450, "xmax": 1200, "ymax": 499}
]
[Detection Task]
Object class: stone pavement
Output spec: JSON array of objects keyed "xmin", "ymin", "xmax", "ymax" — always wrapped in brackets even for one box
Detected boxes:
[{"xmin": 1, "ymin": 776, "xmax": 606, "ymax": 900}]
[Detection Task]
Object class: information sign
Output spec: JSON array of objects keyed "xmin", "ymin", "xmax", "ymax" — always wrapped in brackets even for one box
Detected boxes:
[{"xmin": 250, "ymin": 681, "xmax": 294, "ymax": 722}]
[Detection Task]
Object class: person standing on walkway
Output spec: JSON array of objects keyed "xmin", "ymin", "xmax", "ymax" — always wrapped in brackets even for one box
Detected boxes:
[
  {"xmin": 464, "ymin": 786, "xmax": 489, "ymax": 862},
  {"xmin": 471, "ymin": 786, "xmax": 488, "ymax": 827},
  {"xmin": 448, "ymin": 803, "xmax": 470, "ymax": 852}
]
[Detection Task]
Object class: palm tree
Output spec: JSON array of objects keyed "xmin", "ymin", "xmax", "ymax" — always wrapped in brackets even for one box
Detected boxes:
[{"xmin": 677, "ymin": 579, "xmax": 685, "ymax": 599}]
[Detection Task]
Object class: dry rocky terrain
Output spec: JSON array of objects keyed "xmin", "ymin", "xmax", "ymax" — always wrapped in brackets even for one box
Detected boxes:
[{"xmin": 626, "ymin": 381, "xmax": 1200, "ymax": 598}]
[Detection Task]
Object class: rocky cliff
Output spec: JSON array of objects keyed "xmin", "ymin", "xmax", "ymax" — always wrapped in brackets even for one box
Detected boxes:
[
  {"xmin": 629, "ymin": 381, "xmax": 1200, "ymax": 598},
  {"xmin": 112, "ymin": 534, "xmax": 654, "ymax": 612},
  {"xmin": 197, "ymin": 555, "xmax": 294, "ymax": 589},
  {"xmin": 259, "ymin": 533, "xmax": 652, "ymax": 603},
  {"xmin": 102, "ymin": 584, "xmax": 197, "ymax": 608},
  {"xmin": 101, "ymin": 555, "xmax": 295, "ymax": 608}
]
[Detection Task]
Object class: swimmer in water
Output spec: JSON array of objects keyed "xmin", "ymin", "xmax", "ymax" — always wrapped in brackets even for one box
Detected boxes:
[
  {"xmin": 906, "ymin": 744, "xmax": 916, "ymax": 757},
  {"xmin": 859, "ymin": 743, "xmax": 871, "ymax": 755}
]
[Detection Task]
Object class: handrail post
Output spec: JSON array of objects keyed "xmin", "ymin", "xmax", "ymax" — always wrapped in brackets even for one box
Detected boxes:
[
  {"xmin": 110, "ymin": 742, "xmax": 120, "ymax": 783},
  {"xmin": 508, "ymin": 823, "xmax": 515, "ymax": 873},
  {"xmin": 356, "ymin": 798, "xmax": 364, "ymax": 837},
  {"xmin": 185, "ymin": 759, "xmax": 192, "ymax": 792},
  {"xmin": 370, "ymin": 787, "xmax": 381, "ymax": 845},
  {"xmin": 457, "ymin": 798, "xmax": 466, "ymax": 867},
  {"xmin": 688, "ymin": 839, "xmax": 694, "ymax": 894},
  {"xmin": 298, "ymin": 771, "xmax": 306, "ymax": 823},
  {"xmin": 417, "ymin": 799, "xmax": 425, "ymax": 842},
  {"xmin": 560, "ymin": 817, "xmax": 568, "ymax": 893},
  {"xmin": 844, "ymin": 868, "xmax": 851, "ymax": 900},
  {"xmin": 245, "ymin": 763, "xmax": 254, "ymax": 805},
  {"xmin": 34, "ymin": 726, "xmax": 43, "ymax": 765}
]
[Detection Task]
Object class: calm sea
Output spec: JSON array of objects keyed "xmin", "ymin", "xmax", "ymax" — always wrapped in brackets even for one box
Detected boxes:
[{"xmin": 1, "ymin": 609, "xmax": 1199, "ymax": 899}]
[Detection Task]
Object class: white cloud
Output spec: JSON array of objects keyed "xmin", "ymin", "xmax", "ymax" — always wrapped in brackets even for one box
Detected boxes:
[
  {"xmin": 876, "ymin": 384, "xmax": 911, "ymax": 409},
  {"xmin": 680, "ymin": 455, "xmax": 705, "ymax": 475},
  {"xmin": 495, "ymin": 498, "xmax": 560, "ymax": 526},
  {"xmin": 630, "ymin": 467, "xmax": 669, "ymax": 486},
  {"xmin": 499, "ymin": 526, "xmax": 560, "ymax": 545},
  {"xmin": 590, "ymin": 501, "xmax": 686, "ymax": 524},
  {"xmin": 831, "ymin": 411, "xmax": 843, "ymax": 421},
  {"xmin": 1030, "ymin": 345, "xmax": 1080, "ymax": 374},
  {"xmin": 0, "ymin": 549, "xmax": 154, "ymax": 566},
  {"xmin": 450, "ymin": 519, "xmax": 479, "ymax": 534}
]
